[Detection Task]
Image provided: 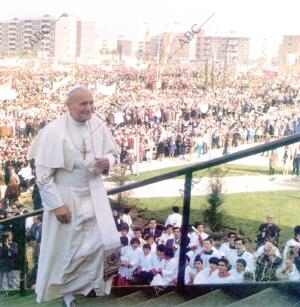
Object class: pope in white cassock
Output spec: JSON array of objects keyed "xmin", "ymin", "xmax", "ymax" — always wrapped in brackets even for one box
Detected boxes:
[{"xmin": 27, "ymin": 87, "xmax": 121, "ymax": 307}]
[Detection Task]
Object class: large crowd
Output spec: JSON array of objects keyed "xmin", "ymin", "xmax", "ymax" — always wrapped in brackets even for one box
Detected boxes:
[
  {"xmin": 112, "ymin": 208, "xmax": 300, "ymax": 286},
  {"xmin": 1, "ymin": 61, "xmax": 300, "ymax": 288},
  {"xmin": 1, "ymin": 204, "xmax": 300, "ymax": 289}
]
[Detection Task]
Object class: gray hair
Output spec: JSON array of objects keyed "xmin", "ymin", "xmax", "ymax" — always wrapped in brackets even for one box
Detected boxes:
[{"xmin": 65, "ymin": 86, "xmax": 92, "ymax": 104}]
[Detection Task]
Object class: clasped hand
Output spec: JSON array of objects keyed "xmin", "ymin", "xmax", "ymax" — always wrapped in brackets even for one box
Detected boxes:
[
  {"xmin": 95, "ymin": 157, "xmax": 110, "ymax": 173},
  {"xmin": 54, "ymin": 206, "xmax": 71, "ymax": 224}
]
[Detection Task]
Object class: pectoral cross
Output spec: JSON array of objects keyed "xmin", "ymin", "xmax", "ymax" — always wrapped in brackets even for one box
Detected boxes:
[{"xmin": 80, "ymin": 139, "xmax": 88, "ymax": 160}]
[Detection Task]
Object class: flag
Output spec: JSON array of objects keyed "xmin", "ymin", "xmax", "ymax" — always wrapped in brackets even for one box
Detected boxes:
[
  {"xmin": 96, "ymin": 82, "xmax": 116, "ymax": 96},
  {"xmin": 51, "ymin": 76, "xmax": 72, "ymax": 93}
]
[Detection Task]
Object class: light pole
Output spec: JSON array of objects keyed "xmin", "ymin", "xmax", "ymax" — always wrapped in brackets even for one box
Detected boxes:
[{"xmin": 156, "ymin": 21, "xmax": 179, "ymax": 93}]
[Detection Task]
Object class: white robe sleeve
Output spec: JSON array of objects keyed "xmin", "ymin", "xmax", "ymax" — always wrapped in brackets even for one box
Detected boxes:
[
  {"xmin": 101, "ymin": 124, "xmax": 118, "ymax": 172},
  {"xmin": 162, "ymin": 258, "xmax": 178, "ymax": 283},
  {"xmin": 36, "ymin": 165, "xmax": 64, "ymax": 211}
]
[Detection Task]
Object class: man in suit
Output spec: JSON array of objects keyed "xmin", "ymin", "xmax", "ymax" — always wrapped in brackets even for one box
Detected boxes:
[
  {"xmin": 142, "ymin": 218, "xmax": 162, "ymax": 243},
  {"xmin": 256, "ymin": 214, "xmax": 280, "ymax": 248},
  {"xmin": 165, "ymin": 227, "xmax": 190, "ymax": 257},
  {"xmin": 26, "ymin": 215, "xmax": 42, "ymax": 261}
]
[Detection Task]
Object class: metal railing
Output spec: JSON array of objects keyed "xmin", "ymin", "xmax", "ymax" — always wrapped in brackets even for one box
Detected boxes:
[{"xmin": 1, "ymin": 133, "xmax": 300, "ymax": 295}]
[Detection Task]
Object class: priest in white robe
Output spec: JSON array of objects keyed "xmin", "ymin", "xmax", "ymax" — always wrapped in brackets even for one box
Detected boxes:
[{"xmin": 27, "ymin": 87, "xmax": 120, "ymax": 306}]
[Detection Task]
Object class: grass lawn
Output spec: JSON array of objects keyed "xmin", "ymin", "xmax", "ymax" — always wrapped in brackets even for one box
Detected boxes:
[
  {"xmin": 132, "ymin": 190, "xmax": 300, "ymax": 252},
  {"xmin": 109, "ymin": 163, "xmax": 284, "ymax": 182}
]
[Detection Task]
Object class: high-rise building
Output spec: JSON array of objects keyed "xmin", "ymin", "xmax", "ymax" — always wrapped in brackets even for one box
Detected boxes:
[
  {"xmin": 150, "ymin": 31, "xmax": 202, "ymax": 62},
  {"xmin": 0, "ymin": 14, "xmax": 97, "ymax": 62},
  {"xmin": 54, "ymin": 15, "xmax": 77, "ymax": 62},
  {"xmin": 195, "ymin": 35, "xmax": 250, "ymax": 64},
  {"xmin": 278, "ymin": 35, "xmax": 300, "ymax": 73},
  {"xmin": 0, "ymin": 15, "xmax": 55, "ymax": 58},
  {"xmin": 117, "ymin": 38, "xmax": 132, "ymax": 58},
  {"xmin": 76, "ymin": 20, "xmax": 96, "ymax": 60}
]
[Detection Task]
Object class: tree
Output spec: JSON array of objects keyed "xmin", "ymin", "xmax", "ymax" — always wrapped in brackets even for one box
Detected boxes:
[
  {"xmin": 109, "ymin": 164, "xmax": 137, "ymax": 209},
  {"xmin": 203, "ymin": 167, "xmax": 226, "ymax": 232}
]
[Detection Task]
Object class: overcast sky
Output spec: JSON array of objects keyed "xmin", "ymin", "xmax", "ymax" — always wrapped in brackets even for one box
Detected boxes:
[{"xmin": 1, "ymin": 0, "xmax": 300, "ymax": 59}]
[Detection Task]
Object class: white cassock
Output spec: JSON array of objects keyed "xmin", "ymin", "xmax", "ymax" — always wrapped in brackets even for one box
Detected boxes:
[
  {"xmin": 164, "ymin": 213, "xmax": 182, "ymax": 227},
  {"xmin": 208, "ymin": 272, "xmax": 236, "ymax": 284},
  {"xmin": 139, "ymin": 253, "xmax": 154, "ymax": 272},
  {"xmin": 288, "ymin": 265, "xmax": 300, "ymax": 281},
  {"xmin": 229, "ymin": 269, "xmax": 244, "ymax": 283},
  {"xmin": 158, "ymin": 233, "xmax": 174, "ymax": 245},
  {"xmin": 283, "ymin": 239, "xmax": 300, "ymax": 259},
  {"xmin": 229, "ymin": 251, "xmax": 254, "ymax": 274},
  {"xmin": 27, "ymin": 113, "xmax": 120, "ymax": 302},
  {"xmin": 184, "ymin": 265, "xmax": 194, "ymax": 284},
  {"xmin": 151, "ymin": 257, "xmax": 178, "ymax": 286},
  {"xmin": 197, "ymin": 249, "xmax": 223, "ymax": 269},
  {"xmin": 193, "ymin": 269, "xmax": 207, "ymax": 285},
  {"xmin": 120, "ymin": 246, "xmax": 143, "ymax": 279},
  {"xmin": 219, "ymin": 242, "xmax": 236, "ymax": 261},
  {"xmin": 151, "ymin": 254, "xmax": 166, "ymax": 271},
  {"xmin": 203, "ymin": 267, "xmax": 218, "ymax": 283},
  {"xmin": 188, "ymin": 232, "xmax": 209, "ymax": 255}
]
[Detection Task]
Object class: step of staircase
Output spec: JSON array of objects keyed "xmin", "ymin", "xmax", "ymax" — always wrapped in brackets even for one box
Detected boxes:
[
  {"xmin": 134, "ymin": 291, "xmax": 187, "ymax": 306},
  {"xmin": 177, "ymin": 289, "xmax": 239, "ymax": 307},
  {"xmin": 102, "ymin": 290, "xmax": 153, "ymax": 307},
  {"xmin": 0, "ymin": 292, "xmax": 123, "ymax": 307},
  {"xmin": 228, "ymin": 287, "xmax": 300, "ymax": 307},
  {"xmin": 1, "ymin": 284, "xmax": 300, "ymax": 307}
]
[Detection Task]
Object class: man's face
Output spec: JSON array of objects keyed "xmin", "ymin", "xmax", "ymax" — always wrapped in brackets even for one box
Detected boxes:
[
  {"xmin": 209, "ymin": 263, "xmax": 218, "ymax": 271},
  {"xmin": 235, "ymin": 240, "xmax": 245, "ymax": 252},
  {"xmin": 28, "ymin": 240, "xmax": 36, "ymax": 247},
  {"xmin": 121, "ymin": 230, "xmax": 128, "ymax": 237},
  {"xmin": 149, "ymin": 220, "xmax": 157, "ymax": 229},
  {"xmin": 131, "ymin": 242, "xmax": 139, "ymax": 249},
  {"xmin": 143, "ymin": 248, "xmax": 151, "ymax": 256},
  {"xmin": 194, "ymin": 261, "xmax": 203, "ymax": 271},
  {"xmin": 228, "ymin": 234, "xmax": 236, "ymax": 244},
  {"xmin": 218, "ymin": 262, "xmax": 227, "ymax": 273},
  {"xmin": 166, "ymin": 227, "xmax": 173, "ymax": 235},
  {"xmin": 66, "ymin": 90, "xmax": 94, "ymax": 122},
  {"xmin": 157, "ymin": 250, "xmax": 164, "ymax": 258},
  {"xmin": 203, "ymin": 240, "xmax": 212, "ymax": 251},
  {"xmin": 266, "ymin": 215, "xmax": 274, "ymax": 224},
  {"xmin": 236, "ymin": 262, "xmax": 245, "ymax": 273},
  {"xmin": 174, "ymin": 229, "xmax": 181, "ymax": 239},
  {"xmin": 134, "ymin": 231, "xmax": 142, "ymax": 239},
  {"xmin": 147, "ymin": 237, "xmax": 154, "ymax": 245},
  {"xmin": 197, "ymin": 225, "xmax": 205, "ymax": 233},
  {"xmin": 11, "ymin": 205, "xmax": 18, "ymax": 212}
]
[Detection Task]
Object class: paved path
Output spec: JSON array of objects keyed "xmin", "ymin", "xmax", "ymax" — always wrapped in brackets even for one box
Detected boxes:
[
  {"xmin": 129, "ymin": 142, "xmax": 286, "ymax": 175},
  {"xmin": 128, "ymin": 175, "xmax": 300, "ymax": 198}
]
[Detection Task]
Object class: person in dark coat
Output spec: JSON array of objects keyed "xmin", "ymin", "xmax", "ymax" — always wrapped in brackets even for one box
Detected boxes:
[
  {"xmin": 256, "ymin": 214, "xmax": 281, "ymax": 248},
  {"xmin": 0, "ymin": 231, "xmax": 18, "ymax": 288},
  {"xmin": 142, "ymin": 218, "xmax": 162, "ymax": 243}
]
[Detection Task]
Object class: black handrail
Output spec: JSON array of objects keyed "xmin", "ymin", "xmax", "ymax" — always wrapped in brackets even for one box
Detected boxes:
[{"xmin": 1, "ymin": 133, "xmax": 300, "ymax": 295}]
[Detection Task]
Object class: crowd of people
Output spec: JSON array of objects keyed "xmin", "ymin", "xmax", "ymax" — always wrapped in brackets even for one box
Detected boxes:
[
  {"xmin": 1, "ymin": 203, "xmax": 300, "ymax": 289},
  {"xmin": 1, "ymin": 62, "xmax": 300, "ymax": 175},
  {"xmin": 114, "ymin": 208, "xmax": 300, "ymax": 286},
  {"xmin": 1, "ymin": 61, "xmax": 300, "ymax": 289},
  {"xmin": 0, "ymin": 197, "xmax": 41, "ymax": 289}
]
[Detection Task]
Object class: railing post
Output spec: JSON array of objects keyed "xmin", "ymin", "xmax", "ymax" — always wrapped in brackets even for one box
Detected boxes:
[
  {"xmin": 177, "ymin": 171, "xmax": 192, "ymax": 290},
  {"xmin": 19, "ymin": 218, "xmax": 26, "ymax": 296}
]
